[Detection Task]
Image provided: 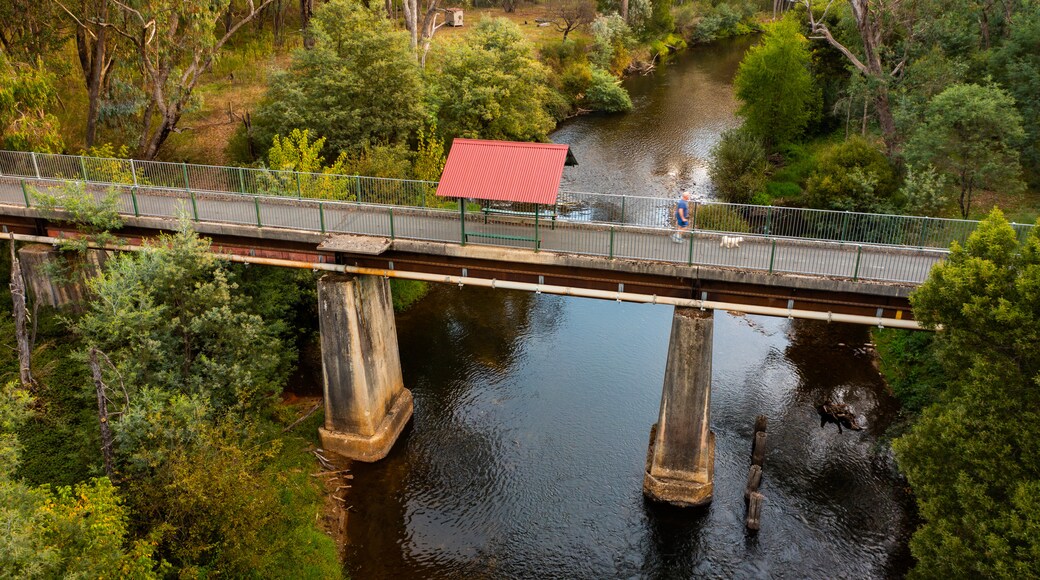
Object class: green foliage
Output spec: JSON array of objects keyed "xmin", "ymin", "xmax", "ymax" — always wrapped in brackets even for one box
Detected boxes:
[
  {"xmin": 872, "ymin": 329, "xmax": 945, "ymax": 416},
  {"xmin": 896, "ymin": 209, "xmax": 1040, "ymax": 576},
  {"xmin": 590, "ymin": 14, "xmax": 635, "ymax": 75},
  {"xmin": 391, "ymin": 279, "xmax": 431, "ymax": 311},
  {"xmin": 765, "ymin": 180, "xmax": 802, "ymax": 201},
  {"xmin": 708, "ymin": 128, "xmax": 768, "ymax": 204},
  {"xmin": 414, "ymin": 126, "xmax": 447, "ymax": 183},
  {"xmin": 268, "ymin": 129, "xmax": 348, "ymax": 174},
  {"xmin": 74, "ymin": 224, "xmax": 290, "ymax": 439},
  {"xmin": 0, "ymin": 54, "xmax": 63, "ymax": 153},
  {"xmin": 689, "ymin": 2, "xmax": 750, "ymax": 43},
  {"xmin": 695, "ymin": 203, "xmax": 751, "ymax": 233},
  {"xmin": 265, "ymin": 130, "xmax": 356, "ymax": 199},
  {"xmin": 905, "ymin": 83, "xmax": 1026, "ymax": 219},
  {"xmin": 734, "ymin": 17, "xmax": 819, "ymax": 146},
  {"xmin": 585, "ymin": 66, "xmax": 634, "ymax": 113},
  {"xmin": 0, "ymin": 477, "xmax": 164, "ymax": 578},
  {"xmin": 900, "ymin": 164, "xmax": 950, "ymax": 217},
  {"xmin": 646, "ymin": 0, "xmax": 675, "ymax": 38},
  {"xmin": 0, "ymin": 384, "xmax": 162, "ymax": 578},
  {"xmin": 253, "ymin": 0, "xmax": 424, "ymax": 158},
  {"xmin": 31, "ymin": 181, "xmax": 125, "ymax": 254},
  {"xmin": 430, "ymin": 18, "xmax": 556, "ymax": 142},
  {"xmin": 989, "ymin": 13, "xmax": 1040, "ymax": 185},
  {"xmin": 805, "ymin": 137, "xmax": 898, "ymax": 212}
]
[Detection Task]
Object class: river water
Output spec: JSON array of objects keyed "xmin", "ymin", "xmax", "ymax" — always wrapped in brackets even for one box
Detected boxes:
[{"xmin": 342, "ymin": 37, "xmax": 915, "ymax": 579}]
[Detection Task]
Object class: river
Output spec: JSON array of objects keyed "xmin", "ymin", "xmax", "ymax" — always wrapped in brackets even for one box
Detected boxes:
[{"xmin": 342, "ymin": 37, "xmax": 915, "ymax": 579}]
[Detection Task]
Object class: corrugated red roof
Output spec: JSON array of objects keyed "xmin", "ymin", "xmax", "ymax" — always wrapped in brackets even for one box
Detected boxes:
[{"xmin": 435, "ymin": 139, "xmax": 569, "ymax": 205}]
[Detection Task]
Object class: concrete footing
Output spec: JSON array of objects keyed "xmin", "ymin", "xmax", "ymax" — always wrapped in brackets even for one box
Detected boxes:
[
  {"xmin": 317, "ymin": 273, "xmax": 413, "ymax": 462},
  {"xmin": 17, "ymin": 244, "xmax": 106, "ymax": 309},
  {"xmin": 643, "ymin": 307, "xmax": 716, "ymax": 507}
]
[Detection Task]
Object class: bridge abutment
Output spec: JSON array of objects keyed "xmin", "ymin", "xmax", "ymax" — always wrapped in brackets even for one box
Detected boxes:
[
  {"xmin": 643, "ymin": 307, "xmax": 715, "ymax": 507},
  {"xmin": 317, "ymin": 273, "xmax": 413, "ymax": 462}
]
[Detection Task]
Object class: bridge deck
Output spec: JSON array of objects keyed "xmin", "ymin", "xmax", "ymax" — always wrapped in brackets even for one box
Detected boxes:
[{"xmin": 0, "ymin": 176, "xmax": 945, "ymax": 287}]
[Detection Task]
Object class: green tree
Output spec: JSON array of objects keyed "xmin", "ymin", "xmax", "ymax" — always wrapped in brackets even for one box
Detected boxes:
[
  {"xmin": 430, "ymin": 18, "xmax": 557, "ymax": 142},
  {"xmin": 73, "ymin": 224, "xmax": 290, "ymax": 427},
  {"xmin": 895, "ymin": 209, "xmax": 1040, "ymax": 577},
  {"xmin": 253, "ymin": 0, "xmax": 424, "ymax": 158},
  {"xmin": 805, "ymin": 136, "xmax": 898, "ymax": 212},
  {"xmin": 734, "ymin": 17, "xmax": 819, "ymax": 146},
  {"xmin": 0, "ymin": 53, "xmax": 63, "ymax": 152},
  {"xmin": 584, "ymin": 66, "xmax": 633, "ymax": 113},
  {"xmin": 905, "ymin": 83, "xmax": 1026, "ymax": 219},
  {"xmin": 105, "ymin": 0, "xmax": 275, "ymax": 159},
  {"xmin": 708, "ymin": 128, "xmax": 768, "ymax": 204},
  {"xmin": 0, "ymin": 382, "xmax": 163, "ymax": 578},
  {"xmin": 989, "ymin": 13, "xmax": 1040, "ymax": 185}
]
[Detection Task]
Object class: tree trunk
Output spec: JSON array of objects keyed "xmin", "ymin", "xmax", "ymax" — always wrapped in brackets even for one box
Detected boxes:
[
  {"xmin": 273, "ymin": 0, "xmax": 285, "ymax": 47},
  {"xmin": 873, "ymin": 89, "xmax": 898, "ymax": 155},
  {"xmin": 75, "ymin": 0, "xmax": 111, "ymax": 149},
  {"xmin": 301, "ymin": 0, "xmax": 315, "ymax": 49},
  {"xmin": 9, "ymin": 240, "xmax": 33, "ymax": 389},
  {"xmin": 89, "ymin": 347, "xmax": 115, "ymax": 479},
  {"xmin": 622, "ymin": 0, "xmax": 629, "ymax": 21}
]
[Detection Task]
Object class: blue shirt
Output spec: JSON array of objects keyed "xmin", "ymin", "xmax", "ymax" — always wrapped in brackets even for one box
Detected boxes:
[{"xmin": 676, "ymin": 199, "xmax": 689, "ymax": 225}]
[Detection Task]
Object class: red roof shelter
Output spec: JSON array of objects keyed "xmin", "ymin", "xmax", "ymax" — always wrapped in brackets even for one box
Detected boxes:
[{"xmin": 435, "ymin": 139, "xmax": 570, "ymax": 206}]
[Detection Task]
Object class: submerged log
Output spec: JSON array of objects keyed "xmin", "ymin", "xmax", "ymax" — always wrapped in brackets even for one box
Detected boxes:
[
  {"xmin": 746, "ymin": 492, "xmax": 764, "ymax": 531},
  {"xmin": 751, "ymin": 431, "xmax": 767, "ymax": 467},
  {"xmin": 744, "ymin": 464, "xmax": 762, "ymax": 501},
  {"xmin": 754, "ymin": 415, "xmax": 768, "ymax": 434}
]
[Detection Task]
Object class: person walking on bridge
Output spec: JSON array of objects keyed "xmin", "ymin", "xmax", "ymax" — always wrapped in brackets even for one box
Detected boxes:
[{"xmin": 673, "ymin": 191, "xmax": 691, "ymax": 243}]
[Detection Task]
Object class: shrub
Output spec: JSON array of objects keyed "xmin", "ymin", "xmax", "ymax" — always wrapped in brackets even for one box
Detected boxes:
[
  {"xmin": 708, "ymin": 128, "xmax": 767, "ymax": 204},
  {"xmin": 805, "ymin": 137, "xmax": 898, "ymax": 212},
  {"xmin": 694, "ymin": 204, "xmax": 751, "ymax": 233},
  {"xmin": 584, "ymin": 67, "xmax": 633, "ymax": 112}
]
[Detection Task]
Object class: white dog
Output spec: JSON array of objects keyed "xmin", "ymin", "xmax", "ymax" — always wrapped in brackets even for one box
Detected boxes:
[{"xmin": 720, "ymin": 235, "xmax": 744, "ymax": 249}]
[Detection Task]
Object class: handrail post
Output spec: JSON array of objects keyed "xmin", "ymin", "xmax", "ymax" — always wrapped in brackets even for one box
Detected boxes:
[
  {"xmin": 692, "ymin": 201, "xmax": 699, "ymax": 231},
  {"xmin": 190, "ymin": 191, "xmax": 199, "ymax": 221},
  {"xmin": 389, "ymin": 207, "xmax": 395, "ymax": 239},
  {"xmin": 608, "ymin": 226, "xmax": 615, "ymax": 259},
  {"xmin": 620, "ymin": 195, "xmax": 626, "ymax": 222},
  {"xmin": 254, "ymin": 196, "xmax": 262, "ymax": 227},
  {"xmin": 20, "ymin": 180, "xmax": 30, "ymax": 207},
  {"xmin": 355, "ymin": 176, "xmax": 362, "ymax": 203},
  {"xmin": 765, "ymin": 205, "xmax": 772, "ymax": 235},
  {"xmin": 296, "ymin": 172, "xmax": 302, "ymax": 198},
  {"xmin": 840, "ymin": 211, "xmax": 850, "ymax": 242},
  {"xmin": 853, "ymin": 245, "xmax": 863, "ymax": 280},
  {"xmin": 687, "ymin": 232, "xmax": 695, "ymax": 265},
  {"xmin": 319, "ymin": 201, "xmax": 326, "ymax": 233},
  {"xmin": 238, "ymin": 167, "xmax": 246, "ymax": 194},
  {"xmin": 80, "ymin": 156, "xmax": 89, "ymax": 181},
  {"xmin": 181, "ymin": 162, "xmax": 190, "ymax": 190},
  {"xmin": 534, "ymin": 203, "xmax": 540, "ymax": 252},
  {"xmin": 30, "ymin": 152, "xmax": 40, "ymax": 179},
  {"xmin": 459, "ymin": 198, "xmax": 466, "ymax": 246},
  {"xmin": 131, "ymin": 186, "xmax": 140, "ymax": 217},
  {"xmin": 768, "ymin": 239, "xmax": 776, "ymax": 273},
  {"xmin": 130, "ymin": 159, "xmax": 138, "ymax": 186}
]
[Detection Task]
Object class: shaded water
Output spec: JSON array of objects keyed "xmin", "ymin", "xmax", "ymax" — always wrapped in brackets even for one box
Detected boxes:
[
  {"xmin": 343, "ymin": 38, "xmax": 914, "ymax": 578},
  {"xmin": 345, "ymin": 288, "xmax": 913, "ymax": 578}
]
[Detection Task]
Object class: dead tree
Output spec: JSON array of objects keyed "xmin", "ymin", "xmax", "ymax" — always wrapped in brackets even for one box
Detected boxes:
[
  {"xmin": 802, "ymin": 0, "xmax": 918, "ymax": 156},
  {"xmin": 402, "ymin": 0, "xmax": 447, "ymax": 66},
  {"xmin": 551, "ymin": 0, "xmax": 596, "ymax": 40},
  {"xmin": 88, "ymin": 347, "xmax": 129, "ymax": 480},
  {"xmin": 9, "ymin": 240, "xmax": 33, "ymax": 389}
]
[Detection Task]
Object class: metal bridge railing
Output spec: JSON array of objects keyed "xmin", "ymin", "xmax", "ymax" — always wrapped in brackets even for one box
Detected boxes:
[
  {"xmin": 1, "ymin": 174, "xmax": 951, "ymax": 285},
  {"xmin": 0, "ymin": 149, "xmax": 1028, "ymax": 251}
]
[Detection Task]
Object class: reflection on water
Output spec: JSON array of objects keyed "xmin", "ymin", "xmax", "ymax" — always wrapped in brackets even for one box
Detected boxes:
[
  {"xmin": 554, "ymin": 36, "xmax": 756, "ymax": 201},
  {"xmin": 344, "ymin": 287, "xmax": 913, "ymax": 578}
]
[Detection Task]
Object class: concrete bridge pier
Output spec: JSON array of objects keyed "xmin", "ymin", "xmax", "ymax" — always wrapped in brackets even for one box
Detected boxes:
[
  {"xmin": 317, "ymin": 273, "xmax": 413, "ymax": 462},
  {"xmin": 643, "ymin": 307, "xmax": 715, "ymax": 507}
]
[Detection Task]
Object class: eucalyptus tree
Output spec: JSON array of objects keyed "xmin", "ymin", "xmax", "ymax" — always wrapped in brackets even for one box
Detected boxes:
[{"xmin": 101, "ymin": 0, "xmax": 276, "ymax": 159}]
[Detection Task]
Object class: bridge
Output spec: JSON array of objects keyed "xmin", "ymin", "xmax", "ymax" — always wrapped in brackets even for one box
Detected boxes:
[{"xmin": 0, "ymin": 149, "xmax": 1010, "ymax": 509}]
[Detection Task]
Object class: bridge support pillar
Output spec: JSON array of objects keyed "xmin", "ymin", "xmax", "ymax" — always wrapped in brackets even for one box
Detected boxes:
[
  {"xmin": 317, "ymin": 273, "xmax": 413, "ymax": 462},
  {"xmin": 643, "ymin": 307, "xmax": 715, "ymax": 507}
]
